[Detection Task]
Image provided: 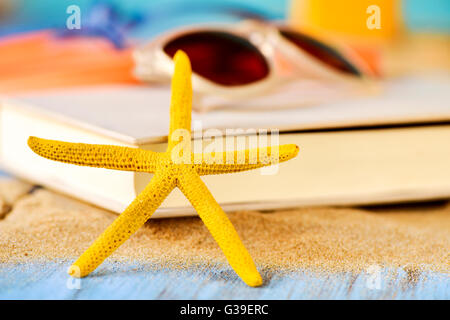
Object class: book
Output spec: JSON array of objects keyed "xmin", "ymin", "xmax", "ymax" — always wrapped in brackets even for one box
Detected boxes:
[{"xmin": 1, "ymin": 75, "xmax": 450, "ymax": 217}]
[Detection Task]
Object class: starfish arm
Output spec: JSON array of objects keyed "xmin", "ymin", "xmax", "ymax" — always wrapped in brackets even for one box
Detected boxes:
[
  {"xmin": 28, "ymin": 136, "xmax": 159, "ymax": 172},
  {"xmin": 196, "ymin": 144, "xmax": 299, "ymax": 175},
  {"xmin": 178, "ymin": 169, "xmax": 262, "ymax": 287},
  {"xmin": 167, "ymin": 50, "xmax": 192, "ymax": 151},
  {"xmin": 68, "ymin": 172, "xmax": 176, "ymax": 278}
]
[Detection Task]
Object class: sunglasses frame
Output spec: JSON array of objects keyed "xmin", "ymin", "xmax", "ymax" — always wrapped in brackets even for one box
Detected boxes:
[{"xmin": 134, "ymin": 20, "xmax": 376, "ymax": 111}]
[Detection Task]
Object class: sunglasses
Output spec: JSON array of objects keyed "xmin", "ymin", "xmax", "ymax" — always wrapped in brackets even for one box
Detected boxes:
[{"xmin": 134, "ymin": 20, "xmax": 376, "ymax": 111}]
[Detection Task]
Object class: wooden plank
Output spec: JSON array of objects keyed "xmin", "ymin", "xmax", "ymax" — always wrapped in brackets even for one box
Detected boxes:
[{"xmin": 0, "ymin": 262, "xmax": 448, "ymax": 299}]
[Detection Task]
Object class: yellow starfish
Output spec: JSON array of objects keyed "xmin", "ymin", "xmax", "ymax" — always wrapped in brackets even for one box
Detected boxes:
[{"xmin": 27, "ymin": 51, "xmax": 299, "ymax": 287}]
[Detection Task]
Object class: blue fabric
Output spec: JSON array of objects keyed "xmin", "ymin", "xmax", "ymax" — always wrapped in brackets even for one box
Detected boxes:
[
  {"xmin": 0, "ymin": 0, "xmax": 287, "ymax": 39},
  {"xmin": 404, "ymin": 0, "xmax": 450, "ymax": 33},
  {"xmin": 2, "ymin": 0, "xmax": 448, "ymax": 41}
]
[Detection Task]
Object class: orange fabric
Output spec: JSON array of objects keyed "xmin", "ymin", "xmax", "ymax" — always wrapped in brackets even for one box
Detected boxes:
[{"xmin": 0, "ymin": 31, "xmax": 139, "ymax": 93}]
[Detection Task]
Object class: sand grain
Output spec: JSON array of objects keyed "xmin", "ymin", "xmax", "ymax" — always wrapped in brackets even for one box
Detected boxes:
[{"xmin": 0, "ymin": 179, "xmax": 448, "ymax": 274}]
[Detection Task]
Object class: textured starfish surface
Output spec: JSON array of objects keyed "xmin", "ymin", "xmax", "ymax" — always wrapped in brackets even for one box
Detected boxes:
[{"xmin": 27, "ymin": 51, "xmax": 299, "ymax": 287}]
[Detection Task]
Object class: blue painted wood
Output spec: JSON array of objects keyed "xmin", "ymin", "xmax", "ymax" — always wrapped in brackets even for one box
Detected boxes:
[{"xmin": 0, "ymin": 262, "xmax": 448, "ymax": 299}]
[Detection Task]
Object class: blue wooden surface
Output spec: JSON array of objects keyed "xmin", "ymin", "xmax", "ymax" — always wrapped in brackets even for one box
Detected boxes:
[{"xmin": 0, "ymin": 261, "xmax": 448, "ymax": 299}]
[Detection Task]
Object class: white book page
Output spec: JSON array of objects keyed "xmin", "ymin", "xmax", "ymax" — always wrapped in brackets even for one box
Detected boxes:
[{"xmin": 5, "ymin": 74, "xmax": 450, "ymax": 145}]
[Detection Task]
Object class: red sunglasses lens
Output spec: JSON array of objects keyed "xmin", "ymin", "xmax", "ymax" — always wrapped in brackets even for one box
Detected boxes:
[
  {"xmin": 163, "ymin": 31, "xmax": 270, "ymax": 86},
  {"xmin": 279, "ymin": 29, "xmax": 361, "ymax": 76}
]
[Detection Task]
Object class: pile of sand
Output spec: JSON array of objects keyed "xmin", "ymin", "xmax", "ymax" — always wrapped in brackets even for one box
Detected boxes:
[{"xmin": 0, "ymin": 179, "xmax": 448, "ymax": 274}]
